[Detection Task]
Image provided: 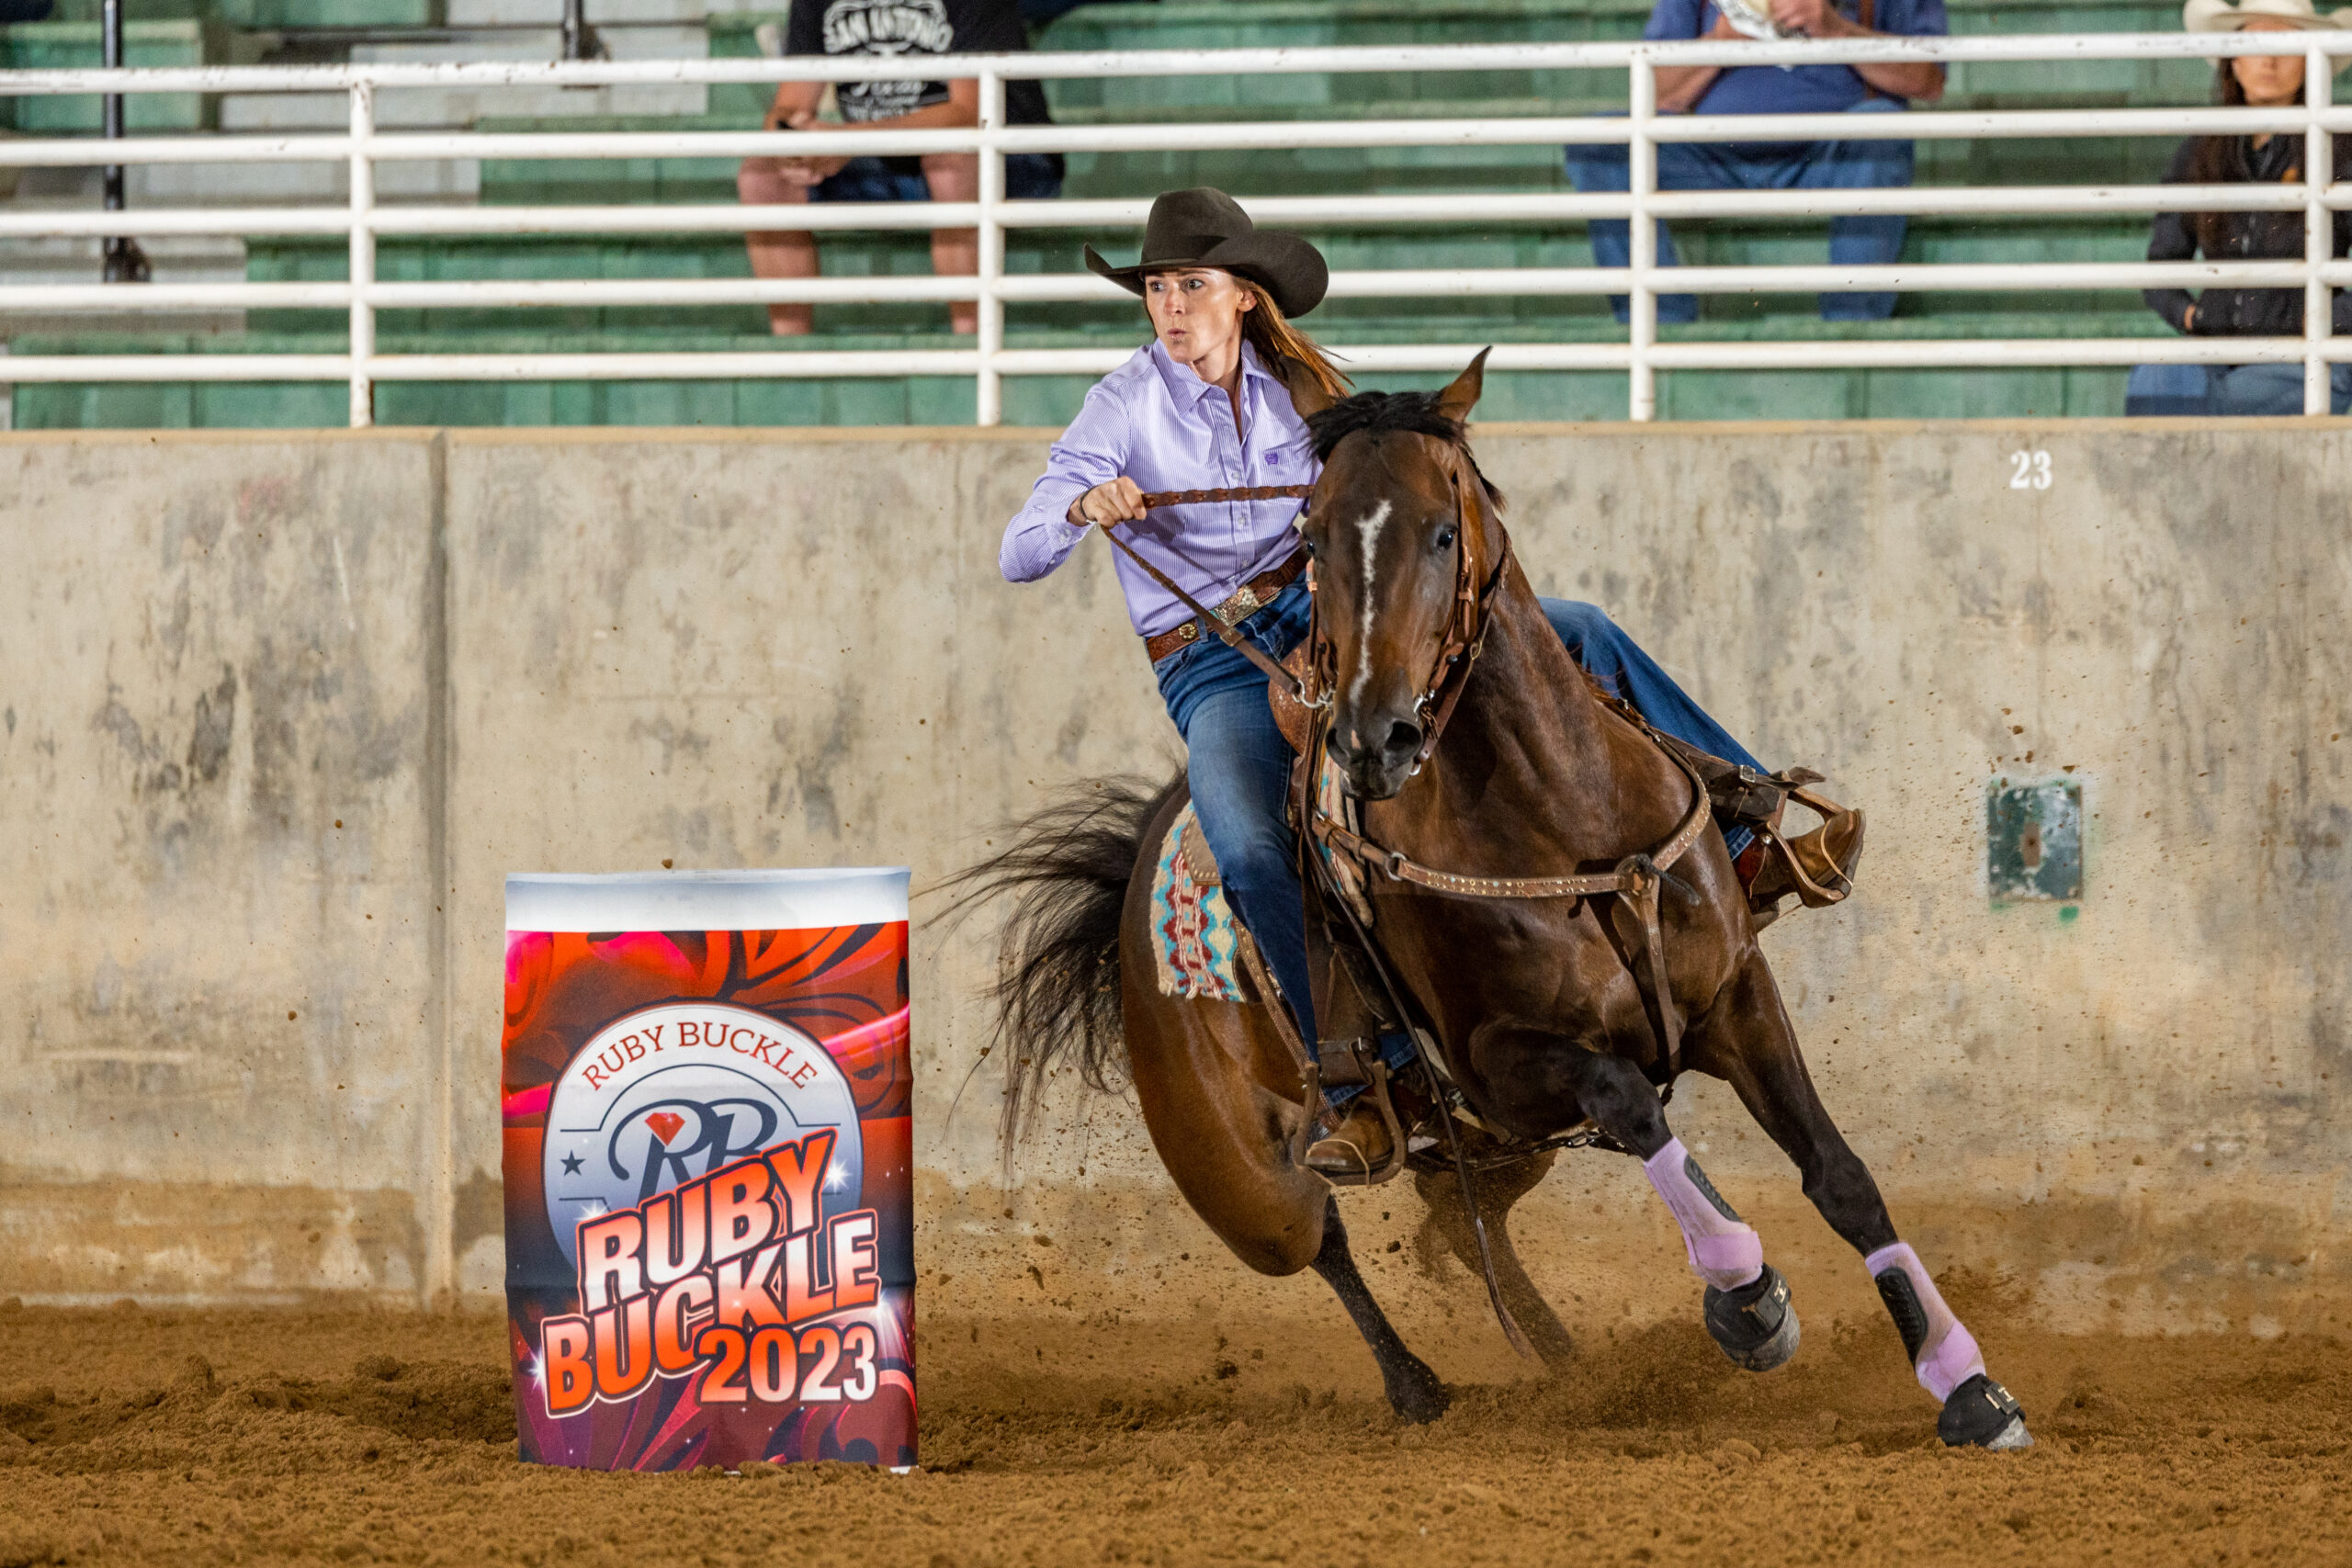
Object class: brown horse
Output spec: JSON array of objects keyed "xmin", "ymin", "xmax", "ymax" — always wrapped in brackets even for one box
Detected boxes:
[{"xmin": 953, "ymin": 353, "xmax": 2031, "ymax": 1450}]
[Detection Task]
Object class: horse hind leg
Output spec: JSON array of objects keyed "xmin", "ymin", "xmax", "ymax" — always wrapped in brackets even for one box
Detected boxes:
[
  {"xmin": 1412, "ymin": 1153, "xmax": 1577, "ymax": 1371},
  {"xmin": 1695, "ymin": 952, "xmax": 2031, "ymax": 1450},
  {"xmin": 1310, "ymin": 1197, "xmax": 1451, "ymax": 1424},
  {"xmin": 1548, "ymin": 1044, "xmax": 1802, "ymax": 1374}
]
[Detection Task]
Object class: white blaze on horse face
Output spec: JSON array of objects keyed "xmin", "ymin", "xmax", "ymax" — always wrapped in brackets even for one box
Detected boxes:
[{"xmin": 1346, "ymin": 501, "xmax": 1392, "ymax": 716}]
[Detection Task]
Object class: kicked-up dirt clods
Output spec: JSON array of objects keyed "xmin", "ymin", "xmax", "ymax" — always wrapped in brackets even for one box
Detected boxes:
[{"xmin": 0, "ymin": 1293, "xmax": 2346, "ymax": 1567}]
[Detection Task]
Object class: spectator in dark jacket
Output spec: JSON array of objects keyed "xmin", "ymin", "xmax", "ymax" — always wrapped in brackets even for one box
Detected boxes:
[{"xmin": 2130, "ymin": 0, "xmax": 2351, "ymax": 414}]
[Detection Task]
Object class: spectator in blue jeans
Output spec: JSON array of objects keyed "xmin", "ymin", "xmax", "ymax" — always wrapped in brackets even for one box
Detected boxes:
[
  {"xmin": 1566, "ymin": 0, "xmax": 1948, "ymax": 323},
  {"xmin": 739, "ymin": 0, "xmax": 1064, "ymax": 335}
]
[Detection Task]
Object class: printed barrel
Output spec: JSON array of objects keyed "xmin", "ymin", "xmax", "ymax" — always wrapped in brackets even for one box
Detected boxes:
[{"xmin": 501, "ymin": 869, "xmax": 914, "ymax": 1472}]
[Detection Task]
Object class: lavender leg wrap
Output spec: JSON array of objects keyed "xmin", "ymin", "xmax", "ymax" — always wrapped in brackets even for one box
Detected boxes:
[
  {"xmin": 1642, "ymin": 1138, "xmax": 1764, "ymax": 1292},
  {"xmin": 1866, "ymin": 1240, "xmax": 1986, "ymax": 1403}
]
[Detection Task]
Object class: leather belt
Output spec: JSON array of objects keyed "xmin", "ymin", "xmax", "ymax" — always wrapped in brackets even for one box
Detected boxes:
[{"xmin": 1143, "ymin": 551, "xmax": 1307, "ymax": 664}]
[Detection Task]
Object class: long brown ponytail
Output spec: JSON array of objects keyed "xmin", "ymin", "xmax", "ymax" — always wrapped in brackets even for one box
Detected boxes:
[{"xmin": 1238, "ymin": 281, "xmax": 1351, "ymax": 405}]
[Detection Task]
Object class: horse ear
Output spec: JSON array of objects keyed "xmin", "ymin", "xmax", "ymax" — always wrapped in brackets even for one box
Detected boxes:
[{"xmin": 1433, "ymin": 347, "xmax": 1491, "ymax": 424}]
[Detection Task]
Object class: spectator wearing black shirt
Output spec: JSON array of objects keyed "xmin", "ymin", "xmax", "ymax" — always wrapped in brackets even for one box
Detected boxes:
[
  {"xmin": 2130, "ymin": 0, "xmax": 2351, "ymax": 415},
  {"xmin": 738, "ymin": 0, "xmax": 1063, "ymax": 335}
]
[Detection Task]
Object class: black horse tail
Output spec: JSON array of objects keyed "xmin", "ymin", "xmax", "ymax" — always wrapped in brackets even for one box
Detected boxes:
[{"xmin": 939, "ymin": 773, "xmax": 1181, "ymax": 1154}]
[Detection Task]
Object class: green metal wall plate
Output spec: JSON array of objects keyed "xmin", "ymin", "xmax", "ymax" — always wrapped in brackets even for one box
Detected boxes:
[{"xmin": 1987, "ymin": 776, "xmax": 2083, "ymax": 903}]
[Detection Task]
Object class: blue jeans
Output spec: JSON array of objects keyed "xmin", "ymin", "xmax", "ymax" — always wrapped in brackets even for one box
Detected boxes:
[
  {"xmin": 2124, "ymin": 361, "xmax": 2352, "ymax": 416},
  {"xmin": 810, "ymin": 152, "xmax": 1063, "ymax": 204},
  {"xmin": 1544, "ymin": 598, "xmax": 1763, "ymax": 863},
  {"xmin": 1565, "ymin": 98, "xmax": 1914, "ymax": 323},
  {"xmin": 1156, "ymin": 582, "xmax": 1764, "ymax": 1047}
]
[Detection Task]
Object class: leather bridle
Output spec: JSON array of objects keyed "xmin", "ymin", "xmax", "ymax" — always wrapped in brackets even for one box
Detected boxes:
[
  {"xmin": 1091, "ymin": 457, "xmax": 1712, "ymax": 1363},
  {"xmin": 1294, "ymin": 445, "xmax": 1713, "ymax": 1085},
  {"xmin": 1295, "ymin": 450, "xmax": 1515, "ymax": 778},
  {"xmin": 1091, "ymin": 460, "xmax": 1712, "ymax": 1081}
]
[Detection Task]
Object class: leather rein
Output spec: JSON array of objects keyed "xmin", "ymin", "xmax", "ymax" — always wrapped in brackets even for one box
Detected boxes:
[
  {"xmin": 1093, "ymin": 484, "xmax": 1317, "ymax": 700},
  {"xmin": 1096, "ymin": 467, "xmax": 1713, "ymax": 1361},
  {"xmin": 1291, "ymin": 454, "xmax": 1715, "ymax": 1083},
  {"xmin": 1092, "ymin": 469, "xmax": 1713, "ymax": 1078}
]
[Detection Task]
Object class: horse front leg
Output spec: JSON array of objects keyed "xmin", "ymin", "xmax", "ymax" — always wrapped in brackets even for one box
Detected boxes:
[
  {"xmin": 1691, "ymin": 952, "xmax": 2033, "ymax": 1451},
  {"xmin": 1308, "ymin": 1197, "xmax": 1451, "ymax": 1423},
  {"xmin": 1412, "ymin": 1150, "xmax": 1577, "ymax": 1371},
  {"xmin": 1549, "ymin": 1043, "xmax": 1804, "ymax": 1375}
]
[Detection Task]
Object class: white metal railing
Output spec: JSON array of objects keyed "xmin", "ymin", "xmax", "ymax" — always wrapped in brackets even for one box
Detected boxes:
[{"xmin": 0, "ymin": 30, "xmax": 2347, "ymax": 424}]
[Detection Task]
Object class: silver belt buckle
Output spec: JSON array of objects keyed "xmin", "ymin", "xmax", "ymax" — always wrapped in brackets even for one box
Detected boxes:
[{"xmin": 1216, "ymin": 583, "xmax": 1261, "ymax": 625}]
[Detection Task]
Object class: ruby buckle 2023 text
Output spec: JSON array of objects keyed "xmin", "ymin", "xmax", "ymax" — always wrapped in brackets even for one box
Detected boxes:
[{"xmin": 537, "ymin": 1128, "xmax": 884, "ymax": 1415}]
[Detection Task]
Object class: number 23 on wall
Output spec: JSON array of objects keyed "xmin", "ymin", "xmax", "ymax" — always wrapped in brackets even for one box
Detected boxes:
[{"xmin": 2008, "ymin": 449, "xmax": 2053, "ymax": 491}]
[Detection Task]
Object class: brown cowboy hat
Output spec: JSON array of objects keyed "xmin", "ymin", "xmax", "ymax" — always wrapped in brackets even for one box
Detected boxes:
[{"xmin": 1083, "ymin": 187, "xmax": 1329, "ymax": 319}]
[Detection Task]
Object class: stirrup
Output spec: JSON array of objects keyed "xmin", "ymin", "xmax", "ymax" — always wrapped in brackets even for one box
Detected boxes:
[
  {"xmin": 1711, "ymin": 761, "xmax": 1829, "ymax": 832},
  {"xmin": 1306, "ymin": 1043, "xmax": 1408, "ymax": 1187},
  {"xmin": 1752, "ymin": 784, "xmax": 1864, "ymax": 915},
  {"xmin": 1646, "ymin": 731, "xmax": 1825, "ymax": 836}
]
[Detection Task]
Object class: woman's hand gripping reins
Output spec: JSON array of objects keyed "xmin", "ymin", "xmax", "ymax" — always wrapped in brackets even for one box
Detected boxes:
[{"xmin": 1069, "ymin": 478, "xmax": 1148, "ymax": 528}]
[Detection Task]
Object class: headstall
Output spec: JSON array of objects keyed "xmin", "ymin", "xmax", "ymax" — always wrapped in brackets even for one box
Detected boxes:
[{"xmin": 1294, "ymin": 450, "xmax": 1713, "ymax": 1082}]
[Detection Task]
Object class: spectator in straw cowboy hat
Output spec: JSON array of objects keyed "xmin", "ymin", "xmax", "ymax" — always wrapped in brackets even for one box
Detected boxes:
[{"xmin": 2129, "ymin": 0, "xmax": 2352, "ymax": 414}]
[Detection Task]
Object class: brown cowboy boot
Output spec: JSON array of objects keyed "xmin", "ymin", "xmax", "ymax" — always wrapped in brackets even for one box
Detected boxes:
[
  {"xmin": 1741, "ymin": 807, "xmax": 1867, "ymax": 929},
  {"xmin": 1306, "ymin": 1098, "xmax": 1395, "ymax": 1180}
]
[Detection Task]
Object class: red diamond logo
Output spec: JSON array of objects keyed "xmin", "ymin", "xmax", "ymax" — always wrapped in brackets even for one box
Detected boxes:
[{"xmin": 644, "ymin": 1111, "xmax": 685, "ymax": 1145}]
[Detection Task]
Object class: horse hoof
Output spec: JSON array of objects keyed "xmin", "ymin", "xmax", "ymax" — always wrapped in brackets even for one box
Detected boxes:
[
  {"xmin": 1386, "ymin": 1366, "xmax": 1452, "ymax": 1425},
  {"xmin": 1702, "ymin": 1264, "xmax": 1800, "ymax": 1373},
  {"xmin": 1939, "ymin": 1374, "xmax": 2032, "ymax": 1451}
]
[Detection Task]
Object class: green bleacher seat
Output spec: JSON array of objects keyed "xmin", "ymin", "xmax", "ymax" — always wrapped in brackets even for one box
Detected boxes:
[
  {"xmin": 0, "ymin": 20, "xmax": 208, "ymax": 132},
  {"xmin": 0, "ymin": 0, "xmax": 2237, "ymax": 427}
]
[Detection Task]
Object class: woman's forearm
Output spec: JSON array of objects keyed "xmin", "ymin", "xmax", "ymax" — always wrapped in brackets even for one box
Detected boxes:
[
  {"xmin": 1801, "ymin": 7, "xmax": 1943, "ymax": 101},
  {"xmin": 1852, "ymin": 61, "xmax": 1944, "ymax": 100},
  {"xmin": 1654, "ymin": 64, "xmax": 1723, "ymax": 113},
  {"xmin": 1002, "ymin": 481, "xmax": 1091, "ymax": 582},
  {"xmin": 845, "ymin": 98, "xmax": 980, "ymax": 132}
]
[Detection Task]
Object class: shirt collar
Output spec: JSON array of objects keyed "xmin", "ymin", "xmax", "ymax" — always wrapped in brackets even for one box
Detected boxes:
[
  {"xmin": 1148, "ymin": 337, "xmax": 1276, "ymax": 408},
  {"xmin": 1238, "ymin": 340, "xmax": 1279, "ymax": 389}
]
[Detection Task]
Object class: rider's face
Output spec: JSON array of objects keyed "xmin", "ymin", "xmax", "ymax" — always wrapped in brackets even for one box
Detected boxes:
[{"xmin": 1143, "ymin": 267, "xmax": 1254, "ymax": 371}]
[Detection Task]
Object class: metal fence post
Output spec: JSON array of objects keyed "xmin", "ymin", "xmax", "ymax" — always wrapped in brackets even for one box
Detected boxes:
[
  {"xmin": 1628, "ymin": 54, "xmax": 1657, "ymax": 423},
  {"xmin": 561, "ymin": 0, "xmax": 604, "ymax": 62},
  {"xmin": 2306, "ymin": 39, "xmax": 2334, "ymax": 417},
  {"xmin": 99, "ymin": 0, "xmax": 150, "ymax": 285},
  {"xmin": 349, "ymin": 80, "xmax": 376, "ymax": 429},
  {"xmin": 976, "ymin": 69, "xmax": 1005, "ymax": 427}
]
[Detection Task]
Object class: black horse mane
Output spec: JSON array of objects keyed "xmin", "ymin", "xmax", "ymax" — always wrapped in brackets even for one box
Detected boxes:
[{"xmin": 1305, "ymin": 389, "xmax": 1507, "ymax": 509}]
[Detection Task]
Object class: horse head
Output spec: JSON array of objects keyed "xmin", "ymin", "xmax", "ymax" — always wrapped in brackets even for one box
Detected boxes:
[{"xmin": 1297, "ymin": 349, "xmax": 1502, "ymax": 801}]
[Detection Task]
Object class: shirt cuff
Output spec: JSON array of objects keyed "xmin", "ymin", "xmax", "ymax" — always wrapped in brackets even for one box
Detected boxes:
[{"xmin": 1033, "ymin": 476, "xmax": 1093, "ymax": 531}]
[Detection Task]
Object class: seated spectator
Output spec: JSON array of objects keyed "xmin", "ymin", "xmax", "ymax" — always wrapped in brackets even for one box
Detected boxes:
[
  {"xmin": 1565, "ymin": 0, "xmax": 1947, "ymax": 323},
  {"xmin": 738, "ymin": 0, "xmax": 1064, "ymax": 336},
  {"xmin": 2130, "ymin": 0, "xmax": 2351, "ymax": 416}
]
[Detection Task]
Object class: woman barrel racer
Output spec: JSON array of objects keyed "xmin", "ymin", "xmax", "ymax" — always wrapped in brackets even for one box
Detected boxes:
[{"xmin": 998, "ymin": 188, "xmax": 1862, "ymax": 1173}]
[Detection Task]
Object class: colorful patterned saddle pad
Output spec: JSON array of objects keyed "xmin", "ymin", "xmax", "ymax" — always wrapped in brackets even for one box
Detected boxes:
[{"xmin": 1148, "ymin": 803, "xmax": 1248, "ymax": 1002}]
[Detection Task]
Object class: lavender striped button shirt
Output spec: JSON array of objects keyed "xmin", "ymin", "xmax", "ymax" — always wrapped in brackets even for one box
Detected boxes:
[{"xmin": 999, "ymin": 339, "xmax": 1317, "ymax": 638}]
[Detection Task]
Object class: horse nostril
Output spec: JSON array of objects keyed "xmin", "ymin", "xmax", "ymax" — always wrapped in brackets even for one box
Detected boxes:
[{"xmin": 1385, "ymin": 719, "xmax": 1422, "ymax": 760}]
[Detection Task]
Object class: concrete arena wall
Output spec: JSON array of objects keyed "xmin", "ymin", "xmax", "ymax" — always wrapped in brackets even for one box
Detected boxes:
[{"xmin": 2, "ymin": 421, "xmax": 2347, "ymax": 1347}]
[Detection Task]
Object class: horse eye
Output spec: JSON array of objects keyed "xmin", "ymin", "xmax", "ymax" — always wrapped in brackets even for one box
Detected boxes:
[{"xmin": 1433, "ymin": 527, "xmax": 1457, "ymax": 550}]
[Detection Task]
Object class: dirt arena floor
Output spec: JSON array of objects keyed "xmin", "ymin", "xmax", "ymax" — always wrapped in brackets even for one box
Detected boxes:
[{"xmin": 2, "ymin": 1288, "xmax": 2346, "ymax": 1568}]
